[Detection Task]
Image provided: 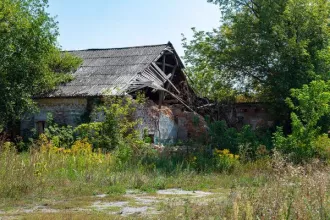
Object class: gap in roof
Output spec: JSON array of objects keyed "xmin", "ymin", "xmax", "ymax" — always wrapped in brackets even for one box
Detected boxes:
[{"xmin": 47, "ymin": 0, "xmax": 221, "ymax": 57}]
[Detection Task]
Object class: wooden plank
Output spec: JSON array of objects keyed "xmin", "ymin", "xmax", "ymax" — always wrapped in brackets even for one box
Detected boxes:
[
  {"xmin": 143, "ymin": 69, "xmax": 163, "ymax": 85},
  {"xmin": 159, "ymin": 55, "xmax": 166, "ymax": 108},
  {"xmin": 151, "ymin": 63, "xmax": 168, "ymax": 82},
  {"xmin": 163, "ymin": 88, "xmax": 194, "ymax": 112},
  {"xmin": 163, "ymin": 65, "xmax": 178, "ymax": 100},
  {"xmin": 151, "ymin": 62, "xmax": 180, "ymax": 94}
]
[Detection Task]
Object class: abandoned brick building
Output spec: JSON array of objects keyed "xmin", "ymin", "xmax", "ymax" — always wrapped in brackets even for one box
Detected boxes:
[
  {"xmin": 21, "ymin": 42, "xmax": 208, "ymax": 144},
  {"xmin": 20, "ymin": 42, "xmax": 273, "ymax": 143}
]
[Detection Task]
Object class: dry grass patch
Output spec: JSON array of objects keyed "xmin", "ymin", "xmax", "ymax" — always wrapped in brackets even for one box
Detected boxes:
[{"xmin": 20, "ymin": 212, "xmax": 124, "ymax": 220}]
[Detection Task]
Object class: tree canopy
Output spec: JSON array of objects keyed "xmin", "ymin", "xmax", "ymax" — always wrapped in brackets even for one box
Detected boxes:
[
  {"xmin": 183, "ymin": 0, "xmax": 330, "ymax": 121},
  {"xmin": 0, "ymin": 0, "xmax": 81, "ymax": 131}
]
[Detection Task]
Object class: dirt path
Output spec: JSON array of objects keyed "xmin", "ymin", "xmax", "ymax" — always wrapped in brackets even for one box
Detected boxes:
[{"xmin": 0, "ymin": 189, "xmax": 230, "ymax": 219}]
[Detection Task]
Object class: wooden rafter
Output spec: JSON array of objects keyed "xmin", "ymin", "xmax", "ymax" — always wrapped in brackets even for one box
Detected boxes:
[{"xmin": 151, "ymin": 62, "xmax": 180, "ymax": 94}]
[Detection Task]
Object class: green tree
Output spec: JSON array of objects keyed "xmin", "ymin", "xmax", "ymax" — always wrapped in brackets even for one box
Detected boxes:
[
  {"xmin": 274, "ymin": 80, "xmax": 330, "ymax": 162},
  {"xmin": 183, "ymin": 0, "xmax": 330, "ymax": 122},
  {"xmin": 0, "ymin": 0, "xmax": 81, "ymax": 132},
  {"xmin": 182, "ymin": 29, "xmax": 237, "ymax": 101}
]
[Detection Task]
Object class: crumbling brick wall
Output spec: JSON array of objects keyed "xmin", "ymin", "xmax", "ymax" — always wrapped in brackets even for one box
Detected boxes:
[
  {"xmin": 136, "ymin": 100, "xmax": 207, "ymax": 144},
  {"xmin": 21, "ymin": 97, "xmax": 208, "ymax": 145}
]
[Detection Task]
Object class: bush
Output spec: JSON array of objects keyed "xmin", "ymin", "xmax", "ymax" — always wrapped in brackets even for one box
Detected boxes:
[
  {"xmin": 274, "ymin": 80, "xmax": 330, "ymax": 163},
  {"xmin": 71, "ymin": 139, "xmax": 93, "ymax": 155},
  {"xmin": 44, "ymin": 114, "xmax": 75, "ymax": 148},
  {"xmin": 208, "ymin": 120, "xmax": 272, "ymax": 160},
  {"xmin": 213, "ymin": 149, "xmax": 240, "ymax": 172},
  {"xmin": 75, "ymin": 94, "xmax": 146, "ymax": 156},
  {"xmin": 209, "ymin": 120, "xmax": 238, "ymax": 153},
  {"xmin": 74, "ymin": 122, "xmax": 109, "ymax": 149},
  {"xmin": 312, "ymin": 135, "xmax": 330, "ymax": 162}
]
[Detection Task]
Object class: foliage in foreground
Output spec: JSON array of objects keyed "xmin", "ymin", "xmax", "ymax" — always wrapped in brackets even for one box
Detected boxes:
[
  {"xmin": 162, "ymin": 155, "xmax": 330, "ymax": 220},
  {"xmin": 0, "ymin": 136, "xmax": 238, "ymax": 199},
  {"xmin": 1, "ymin": 138, "xmax": 330, "ymax": 220}
]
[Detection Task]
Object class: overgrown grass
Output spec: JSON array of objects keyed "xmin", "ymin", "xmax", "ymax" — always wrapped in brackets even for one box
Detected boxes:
[
  {"xmin": 0, "ymin": 143, "xmax": 255, "ymax": 200},
  {"xmin": 1, "ymin": 139, "xmax": 330, "ymax": 219},
  {"xmin": 161, "ymin": 160, "xmax": 330, "ymax": 219}
]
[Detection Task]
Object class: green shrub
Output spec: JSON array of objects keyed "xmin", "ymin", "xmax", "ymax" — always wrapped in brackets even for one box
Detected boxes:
[
  {"xmin": 143, "ymin": 129, "xmax": 153, "ymax": 144},
  {"xmin": 74, "ymin": 122, "xmax": 110, "ymax": 149},
  {"xmin": 208, "ymin": 120, "xmax": 238, "ymax": 152},
  {"xmin": 274, "ymin": 80, "xmax": 330, "ymax": 163},
  {"xmin": 213, "ymin": 149, "xmax": 240, "ymax": 172},
  {"xmin": 113, "ymin": 142, "xmax": 134, "ymax": 166},
  {"xmin": 44, "ymin": 114, "xmax": 75, "ymax": 148},
  {"xmin": 311, "ymin": 134, "xmax": 330, "ymax": 161},
  {"xmin": 208, "ymin": 120, "xmax": 272, "ymax": 160},
  {"xmin": 75, "ymin": 94, "xmax": 145, "ymax": 154}
]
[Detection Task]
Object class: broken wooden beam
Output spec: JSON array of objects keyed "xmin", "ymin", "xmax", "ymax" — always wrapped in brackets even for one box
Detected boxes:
[
  {"xmin": 158, "ymin": 55, "xmax": 166, "ymax": 108},
  {"xmin": 151, "ymin": 62, "xmax": 180, "ymax": 94}
]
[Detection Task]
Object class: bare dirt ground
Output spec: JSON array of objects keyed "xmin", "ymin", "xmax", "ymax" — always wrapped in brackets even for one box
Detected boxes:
[{"xmin": 0, "ymin": 188, "xmax": 230, "ymax": 219}]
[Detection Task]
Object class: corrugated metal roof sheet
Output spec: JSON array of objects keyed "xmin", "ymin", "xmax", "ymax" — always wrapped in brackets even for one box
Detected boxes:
[{"xmin": 44, "ymin": 44, "xmax": 170, "ymax": 97}]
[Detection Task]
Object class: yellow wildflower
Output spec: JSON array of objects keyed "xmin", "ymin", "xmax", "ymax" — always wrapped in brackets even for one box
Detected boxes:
[{"xmin": 222, "ymin": 149, "xmax": 230, "ymax": 155}]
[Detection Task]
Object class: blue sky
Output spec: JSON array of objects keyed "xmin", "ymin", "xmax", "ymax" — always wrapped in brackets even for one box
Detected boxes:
[{"xmin": 47, "ymin": 0, "xmax": 221, "ymax": 56}]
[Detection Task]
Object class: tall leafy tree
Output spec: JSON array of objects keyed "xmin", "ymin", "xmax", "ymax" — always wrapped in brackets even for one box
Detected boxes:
[
  {"xmin": 0, "ymin": 0, "xmax": 81, "ymax": 132},
  {"xmin": 183, "ymin": 0, "xmax": 330, "ymax": 123}
]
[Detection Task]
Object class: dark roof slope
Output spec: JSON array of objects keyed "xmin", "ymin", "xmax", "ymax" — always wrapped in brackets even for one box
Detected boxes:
[{"xmin": 45, "ymin": 43, "xmax": 178, "ymax": 97}]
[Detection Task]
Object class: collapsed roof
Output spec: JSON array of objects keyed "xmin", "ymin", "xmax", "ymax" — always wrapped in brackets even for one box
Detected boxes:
[
  {"xmin": 42, "ymin": 42, "xmax": 196, "ymax": 110},
  {"xmin": 45, "ymin": 42, "xmax": 183, "ymax": 96}
]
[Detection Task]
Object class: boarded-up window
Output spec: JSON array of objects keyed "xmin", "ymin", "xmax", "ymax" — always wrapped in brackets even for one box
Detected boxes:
[{"xmin": 36, "ymin": 121, "xmax": 46, "ymax": 135}]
